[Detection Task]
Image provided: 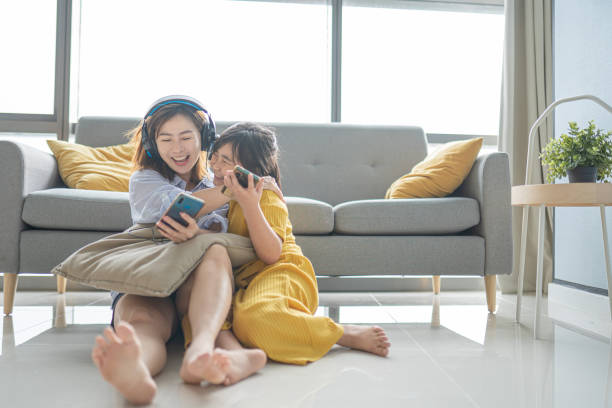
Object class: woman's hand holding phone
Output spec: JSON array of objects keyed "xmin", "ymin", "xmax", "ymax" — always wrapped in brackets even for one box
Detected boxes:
[{"xmin": 156, "ymin": 212, "xmax": 201, "ymax": 243}]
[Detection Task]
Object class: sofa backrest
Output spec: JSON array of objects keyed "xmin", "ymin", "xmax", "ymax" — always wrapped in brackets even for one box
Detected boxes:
[{"xmin": 76, "ymin": 117, "xmax": 427, "ymax": 205}]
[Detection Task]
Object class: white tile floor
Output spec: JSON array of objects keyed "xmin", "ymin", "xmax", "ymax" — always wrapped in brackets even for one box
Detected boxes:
[{"xmin": 1, "ymin": 289, "xmax": 610, "ymax": 408}]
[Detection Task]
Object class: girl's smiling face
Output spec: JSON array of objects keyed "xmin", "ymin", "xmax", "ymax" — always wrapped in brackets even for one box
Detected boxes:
[
  {"xmin": 209, "ymin": 142, "xmax": 240, "ymax": 186},
  {"xmin": 155, "ymin": 114, "xmax": 201, "ymax": 182}
]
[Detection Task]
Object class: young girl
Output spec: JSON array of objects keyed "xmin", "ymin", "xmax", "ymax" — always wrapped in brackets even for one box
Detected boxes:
[
  {"xmin": 91, "ymin": 97, "xmax": 268, "ymax": 405},
  {"xmin": 215, "ymin": 122, "xmax": 391, "ymax": 365}
]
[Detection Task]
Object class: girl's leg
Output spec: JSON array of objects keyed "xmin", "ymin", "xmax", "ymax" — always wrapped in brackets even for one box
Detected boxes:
[
  {"xmin": 232, "ymin": 267, "xmax": 391, "ymax": 365},
  {"xmin": 210, "ymin": 330, "xmax": 267, "ymax": 385},
  {"xmin": 336, "ymin": 325, "xmax": 391, "ymax": 357},
  {"xmin": 174, "ymin": 244, "xmax": 234, "ymax": 384},
  {"xmin": 91, "ymin": 295, "xmax": 178, "ymax": 405}
]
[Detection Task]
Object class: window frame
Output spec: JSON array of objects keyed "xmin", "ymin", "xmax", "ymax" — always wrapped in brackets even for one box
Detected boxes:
[
  {"xmin": 0, "ymin": 0, "xmax": 72, "ymax": 140},
  {"xmin": 1, "ymin": 0, "xmax": 503, "ymax": 145}
]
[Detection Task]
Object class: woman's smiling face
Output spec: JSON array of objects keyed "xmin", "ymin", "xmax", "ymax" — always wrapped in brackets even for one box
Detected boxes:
[{"xmin": 155, "ymin": 114, "xmax": 201, "ymax": 181}]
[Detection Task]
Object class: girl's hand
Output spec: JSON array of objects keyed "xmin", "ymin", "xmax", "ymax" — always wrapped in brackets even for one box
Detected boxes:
[
  {"xmin": 156, "ymin": 212, "xmax": 201, "ymax": 243},
  {"xmin": 262, "ymin": 176, "xmax": 285, "ymax": 203},
  {"xmin": 223, "ymin": 170, "xmax": 264, "ymax": 210}
]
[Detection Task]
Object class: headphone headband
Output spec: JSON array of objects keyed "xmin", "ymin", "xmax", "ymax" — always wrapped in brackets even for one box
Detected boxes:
[{"xmin": 141, "ymin": 95, "xmax": 217, "ymax": 160}]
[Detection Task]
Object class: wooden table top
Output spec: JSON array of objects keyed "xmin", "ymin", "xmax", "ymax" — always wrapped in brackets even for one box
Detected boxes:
[{"xmin": 512, "ymin": 183, "xmax": 612, "ymax": 207}]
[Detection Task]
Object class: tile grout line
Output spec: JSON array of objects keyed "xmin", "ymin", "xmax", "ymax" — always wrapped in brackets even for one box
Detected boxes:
[{"xmin": 369, "ymin": 292, "xmax": 482, "ymax": 408}]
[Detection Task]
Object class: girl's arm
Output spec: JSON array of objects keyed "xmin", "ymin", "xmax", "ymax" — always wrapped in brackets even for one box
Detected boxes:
[{"xmin": 224, "ymin": 172, "xmax": 282, "ymax": 264}]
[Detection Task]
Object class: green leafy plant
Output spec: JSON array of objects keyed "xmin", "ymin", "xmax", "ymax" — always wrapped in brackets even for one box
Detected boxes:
[{"xmin": 540, "ymin": 120, "xmax": 612, "ymax": 183}]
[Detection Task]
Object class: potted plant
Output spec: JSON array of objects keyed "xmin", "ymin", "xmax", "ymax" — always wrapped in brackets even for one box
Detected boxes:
[{"xmin": 540, "ymin": 120, "xmax": 612, "ymax": 183}]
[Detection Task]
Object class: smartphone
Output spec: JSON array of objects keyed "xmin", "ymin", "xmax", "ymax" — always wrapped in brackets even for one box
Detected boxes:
[
  {"xmin": 160, "ymin": 193, "xmax": 205, "ymax": 227},
  {"xmin": 233, "ymin": 165, "xmax": 261, "ymax": 188}
]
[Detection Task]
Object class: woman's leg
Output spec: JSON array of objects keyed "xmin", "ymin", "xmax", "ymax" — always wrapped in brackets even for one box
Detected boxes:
[
  {"xmin": 174, "ymin": 244, "xmax": 234, "ymax": 384},
  {"xmin": 91, "ymin": 295, "xmax": 178, "ymax": 405}
]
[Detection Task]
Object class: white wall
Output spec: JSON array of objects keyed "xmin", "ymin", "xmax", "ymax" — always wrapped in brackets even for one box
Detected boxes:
[{"xmin": 553, "ymin": 0, "xmax": 612, "ymax": 292}]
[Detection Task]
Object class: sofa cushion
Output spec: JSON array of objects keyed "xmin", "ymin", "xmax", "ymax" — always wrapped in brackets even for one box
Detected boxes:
[
  {"xmin": 333, "ymin": 198, "xmax": 480, "ymax": 235},
  {"xmin": 285, "ymin": 197, "xmax": 334, "ymax": 234},
  {"xmin": 22, "ymin": 189, "xmax": 336, "ymax": 235},
  {"xmin": 47, "ymin": 140, "xmax": 135, "ymax": 192},
  {"xmin": 22, "ymin": 188, "xmax": 132, "ymax": 231},
  {"xmin": 385, "ymin": 137, "xmax": 483, "ymax": 199}
]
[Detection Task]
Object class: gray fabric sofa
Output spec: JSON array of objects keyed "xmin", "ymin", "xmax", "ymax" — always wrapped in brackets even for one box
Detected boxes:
[{"xmin": 1, "ymin": 117, "xmax": 512, "ymax": 315}]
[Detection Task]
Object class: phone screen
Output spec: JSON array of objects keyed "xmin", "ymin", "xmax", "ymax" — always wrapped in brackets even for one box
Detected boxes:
[{"xmin": 161, "ymin": 193, "xmax": 205, "ymax": 227}]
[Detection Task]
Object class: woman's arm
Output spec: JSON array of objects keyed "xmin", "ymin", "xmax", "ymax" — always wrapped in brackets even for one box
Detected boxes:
[
  {"xmin": 224, "ymin": 172, "xmax": 282, "ymax": 264},
  {"xmin": 130, "ymin": 169, "xmax": 229, "ymax": 223},
  {"xmin": 192, "ymin": 186, "xmax": 230, "ymax": 217}
]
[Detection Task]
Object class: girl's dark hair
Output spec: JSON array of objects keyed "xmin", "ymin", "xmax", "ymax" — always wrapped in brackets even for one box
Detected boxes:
[
  {"xmin": 213, "ymin": 122, "xmax": 281, "ymax": 188},
  {"xmin": 127, "ymin": 104, "xmax": 208, "ymax": 184}
]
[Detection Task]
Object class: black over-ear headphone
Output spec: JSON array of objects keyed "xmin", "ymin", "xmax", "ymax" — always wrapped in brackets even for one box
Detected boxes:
[{"xmin": 141, "ymin": 95, "xmax": 217, "ymax": 160}]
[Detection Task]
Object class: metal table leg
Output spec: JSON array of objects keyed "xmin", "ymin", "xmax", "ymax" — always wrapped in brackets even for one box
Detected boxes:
[
  {"xmin": 600, "ymin": 205, "xmax": 612, "ymax": 318},
  {"xmin": 517, "ymin": 206, "xmax": 529, "ymax": 322},
  {"xmin": 534, "ymin": 204, "xmax": 545, "ymax": 338}
]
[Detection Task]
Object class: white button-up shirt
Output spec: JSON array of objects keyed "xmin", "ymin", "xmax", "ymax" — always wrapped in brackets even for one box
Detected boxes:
[{"xmin": 129, "ymin": 168, "xmax": 228, "ymax": 232}]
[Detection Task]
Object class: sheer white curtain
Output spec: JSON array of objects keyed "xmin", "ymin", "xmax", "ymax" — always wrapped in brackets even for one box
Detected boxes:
[{"xmin": 497, "ymin": 0, "xmax": 553, "ymax": 294}]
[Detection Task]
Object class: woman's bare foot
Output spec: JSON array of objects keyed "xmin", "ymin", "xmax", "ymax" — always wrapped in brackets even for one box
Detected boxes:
[
  {"xmin": 180, "ymin": 339, "xmax": 225, "ymax": 384},
  {"xmin": 211, "ymin": 348, "xmax": 267, "ymax": 385},
  {"xmin": 337, "ymin": 325, "xmax": 391, "ymax": 357},
  {"xmin": 91, "ymin": 322, "xmax": 157, "ymax": 405}
]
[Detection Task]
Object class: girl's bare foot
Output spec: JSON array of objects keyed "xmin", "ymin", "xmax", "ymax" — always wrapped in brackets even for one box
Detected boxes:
[
  {"xmin": 211, "ymin": 348, "xmax": 267, "ymax": 385},
  {"xmin": 91, "ymin": 322, "xmax": 157, "ymax": 405},
  {"xmin": 337, "ymin": 325, "xmax": 391, "ymax": 357},
  {"xmin": 179, "ymin": 339, "xmax": 225, "ymax": 385}
]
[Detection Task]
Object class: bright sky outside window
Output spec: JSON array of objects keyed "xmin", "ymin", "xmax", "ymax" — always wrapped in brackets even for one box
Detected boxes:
[
  {"xmin": 0, "ymin": 1, "xmax": 57, "ymax": 114},
  {"xmin": 342, "ymin": 5, "xmax": 504, "ymax": 136},
  {"xmin": 75, "ymin": 0, "xmax": 331, "ymax": 122}
]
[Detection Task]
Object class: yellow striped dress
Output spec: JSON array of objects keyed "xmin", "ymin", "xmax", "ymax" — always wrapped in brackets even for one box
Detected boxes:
[{"xmin": 229, "ymin": 190, "xmax": 344, "ymax": 365}]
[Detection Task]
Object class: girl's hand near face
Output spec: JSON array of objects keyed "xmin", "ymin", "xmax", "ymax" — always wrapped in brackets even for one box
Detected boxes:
[
  {"xmin": 156, "ymin": 212, "xmax": 201, "ymax": 243},
  {"xmin": 223, "ymin": 170, "xmax": 282, "ymax": 264},
  {"xmin": 223, "ymin": 171, "xmax": 264, "ymax": 211}
]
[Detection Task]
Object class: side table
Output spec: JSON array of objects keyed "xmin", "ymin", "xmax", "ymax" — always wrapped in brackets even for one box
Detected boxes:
[{"xmin": 512, "ymin": 182, "xmax": 612, "ymax": 338}]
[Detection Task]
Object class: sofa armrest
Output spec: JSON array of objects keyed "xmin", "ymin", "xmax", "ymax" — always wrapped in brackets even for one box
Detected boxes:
[
  {"xmin": 452, "ymin": 152, "xmax": 513, "ymax": 276},
  {"xmin": 0, "ymin": 141, "xmax": 63, "ymax": 273}
]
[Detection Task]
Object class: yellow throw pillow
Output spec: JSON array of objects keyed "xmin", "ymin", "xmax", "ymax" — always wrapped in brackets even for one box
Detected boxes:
[
  {"xmin": 47, "ymin": 140, "xmax": 135, "ymax": 192},
  {"xmin": 385, "ymin": 137, "xmax": 483, "ymax": 199}
]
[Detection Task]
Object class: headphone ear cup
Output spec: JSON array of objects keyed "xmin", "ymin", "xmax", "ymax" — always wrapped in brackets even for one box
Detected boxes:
[
  {"xmin": 201, "ymin": 115, "xmax": 217, "ymax": 154},
  {"xmin": 206, "ymin": 132, "xmax": 218, "ymax": 160},
  {"xmin": 142, "ymin": 123, "xmax": 156, "ymax": 158}
]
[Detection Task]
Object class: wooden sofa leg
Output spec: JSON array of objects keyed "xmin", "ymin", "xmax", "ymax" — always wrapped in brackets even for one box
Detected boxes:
[
  {"xmin": 3, "ymin": 274, "xmax": 18, "ymax": 316},
  {"xmin": 484, "ymin": 275, "xmax": 496, "ymax": 313},
  {"xmin": 56, "ymin": 275, "xmax": 67, "ymax": 294},
  {"xmin": 432, "ymin": 276, "xmax": 441, "ymax": 294}
]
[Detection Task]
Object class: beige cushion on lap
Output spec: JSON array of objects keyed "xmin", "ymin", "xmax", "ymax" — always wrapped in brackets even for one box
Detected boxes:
[{"xmin": 52, "ymin": 225, "xmax": 256, "ymax": 297}]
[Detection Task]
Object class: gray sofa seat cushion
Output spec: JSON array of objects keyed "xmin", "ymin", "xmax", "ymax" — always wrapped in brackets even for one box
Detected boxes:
[
  {"xmin": 22, "ymin": 188, "xmax": 132, "ymax": 231},
  {"xmin": 333, "ymin": 198, "xmax": 480, "ymax": 235},
  {"xmin": 22, "ymin": 189, "xmax": 336, "ymax": 235},
  {"xmin": 285, "ymin": 196, "xmax": 334, "ymax": 234}
]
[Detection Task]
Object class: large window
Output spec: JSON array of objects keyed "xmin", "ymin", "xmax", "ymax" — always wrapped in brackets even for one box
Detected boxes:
[
  {"xmin": 342, "ymin": 2, "xmax": 504, "ymax": 135},
  {"xmin": 74, "ymin": 0, "xmax": 332, "ymax": 122},
  {"xmin": 2, "ymin": 0, "xmax": 505, "ymax": 142},
  {"xmin": 0, "ymin": 1, "xmax": 57, "ymax": 114}
]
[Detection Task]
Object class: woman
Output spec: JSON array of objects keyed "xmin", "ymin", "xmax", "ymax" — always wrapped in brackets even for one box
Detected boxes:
[{"xmin": 91, "ymin": 97, "xmax": 268, "ymax": 405}]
